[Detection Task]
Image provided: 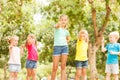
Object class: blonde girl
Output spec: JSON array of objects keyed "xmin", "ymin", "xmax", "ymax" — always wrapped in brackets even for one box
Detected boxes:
[
  {"xmin": 25, "ymin": 34, "xmax": 38, "ymax": 80},
  {"xmin": 75, "ymin": 30, "xmax": 89, "ymax": 80},
  {"xmin": 51, "ymin": 14, "xmax": 70, "ymax": 80},
  {"xmin": 8, "ymin": 35, "xmax": 23, "ymax": 80}
]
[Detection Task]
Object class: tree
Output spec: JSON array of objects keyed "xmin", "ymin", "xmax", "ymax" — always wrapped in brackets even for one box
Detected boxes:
[{"xmin": 42, "ymin": 0, "xmax": 120, "ymax": 79}]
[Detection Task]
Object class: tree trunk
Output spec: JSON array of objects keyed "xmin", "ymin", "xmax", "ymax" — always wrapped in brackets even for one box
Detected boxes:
[{"xmin": 88, "ymin": 43, "xmax": 98, "ymax": 80}]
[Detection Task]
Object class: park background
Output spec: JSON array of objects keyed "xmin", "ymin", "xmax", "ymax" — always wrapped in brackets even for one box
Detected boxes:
[{"xmin": 0, "ymin": 0, "xmax": 120, "ymax": 80}]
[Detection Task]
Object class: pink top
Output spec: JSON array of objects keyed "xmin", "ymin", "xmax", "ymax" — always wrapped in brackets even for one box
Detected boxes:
[{"xmin": 26, "ymin": 44, "xmax": 38, "ymax": 61}]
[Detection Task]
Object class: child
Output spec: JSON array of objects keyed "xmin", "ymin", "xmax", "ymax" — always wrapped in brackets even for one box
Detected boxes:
[
  {"xmin": 74, "ymin": 30, "xmax": 89, "ymax": 80},
  {"xmin": 101, "ymin": 31, "xmax": 120, "ymax": 80},
  {"xmin": 51, "ymin": 14, "xmax": 70, "ymax": 80},
  {"xmin": 25, "ymin": 34, "xmax": 38, "ymax": 80},
  {"xmin": 8, "ymin": 35, "xmax": 23, "ymax": 80}
]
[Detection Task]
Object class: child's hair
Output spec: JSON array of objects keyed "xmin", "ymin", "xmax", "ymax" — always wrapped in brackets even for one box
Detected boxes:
[
  {"xmin": 59, "ymin": 14, "xmax": 68, "ymax": 20},
  {"xmin": 109, "ymin": 31, "xmax": 119, "ymax": 41},
  {"xmin": 8, "ymin": 35, "xmax": 19, "ymax": 44},
  {"xmin": 78, "ymin": 30, "xmax": 89, "ymax": 42},
  {"xmin": 26, "ymin": 34, "xmax": 37, "ymax": 46}
]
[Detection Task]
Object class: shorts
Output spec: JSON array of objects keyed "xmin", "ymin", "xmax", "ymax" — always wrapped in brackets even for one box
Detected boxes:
[
  {"xmin": 53, "ymin": 46, "xmax": 69, "ymax": 56},
  {"xmin": 26, "ymin": 60, "xmax": 37, "ymax": 69},
  {"xmin": 76, "ymin": 60, "xmax": 88, "ymax": 68},
  {"xmin": 105, "ymin": 64, "xmax": 119, "ymax": 74},
  {"xmin": 8, "ymin": 64, "xmax": 21, "ymax": 72}
]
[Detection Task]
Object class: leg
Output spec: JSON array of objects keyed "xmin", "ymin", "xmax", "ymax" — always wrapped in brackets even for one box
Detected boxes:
[
  {"xmin": 113, "ymin": 74, "xmax": 118, "ymax": 80},
  {"xmin": 51, "ymin": 56, "xmax": 60, "ymax": 80},
  {"xmin": 9, "ymin": 72, "xmax": 14, "ymax": 80},
  {"xmin": 82, "ymin": 68, "xmax": 87, "ymax": 80},
  {"xmin": 14, "ymin": 72, "xmax": 18, "ymax": 80},
  {"xmin": 27, "ymin": 68, "xmax": 32, "ymax": 80},
  {"xmin": 61, "ymin": 54, "xmax": 68, "ymax": 80},
  {"xmin": 74, "ymin": 68, "xmax": 82, "ymax": 80},
  {"xmin": 106, "ymin": 73, "xmax": 111, "ymax": 80},
  {"xmin": 31, "ymin": 69, "xmax": 37, "ymax": 80}
]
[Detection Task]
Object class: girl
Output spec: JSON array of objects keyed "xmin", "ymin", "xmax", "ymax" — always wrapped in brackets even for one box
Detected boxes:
[
  {"xmin": 8, "ymin": 35, "xmax": 23, "ymax": 80},
  {"xmin": 51, "ymin": 14, "xmax": 70, "ymax": 80},
  {"xmin": 25, "ymin": 34, "xmax": 38, "ymax": 80},
  {"xmin": 74, "ymin": 30, "xmax": 89, "ymax": 80},
  {"xmin": 101, "ymin": 31, "xmax": 120, "ymax": 80}
]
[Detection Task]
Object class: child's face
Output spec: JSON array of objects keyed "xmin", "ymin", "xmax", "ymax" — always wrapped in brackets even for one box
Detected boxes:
[
  {"xmin": 10, "ymin": 38, "xmax": 18, "ymax": 46},
  {"xmin": 27, "ymin": 36, "xmax": 35, "ymax": 45},
  {"xmin": 109, "ymin": 35, "xmax": 117, "ymax": 43},
  {"xmin": 59, "ymin": 16, "xmax": 68, "ymax": 27},
  {"xmin": 80, "ymin": 32, "xmax": 88, "ymax": 40}
]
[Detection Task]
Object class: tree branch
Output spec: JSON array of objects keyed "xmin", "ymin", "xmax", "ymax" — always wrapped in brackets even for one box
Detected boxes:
[
  {"xmin": 92, "ymin": 8, "xmax": 98, "ymax": 39},
  {"xmin": 88, "ymin": 0, "xmax": 98, "ymax": 39},
  {"xmin": 96, "ymin": 3, "xmax": 111, "ymax": 48}
]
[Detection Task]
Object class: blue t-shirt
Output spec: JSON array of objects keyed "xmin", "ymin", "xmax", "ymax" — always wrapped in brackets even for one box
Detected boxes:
[
  {"xmin": 54, "ymin": 28, "xmax": 70, "ymax": 46},
  {"xmin": 105, "ymin": 43, "xmax": 120, "ymax": 64}
]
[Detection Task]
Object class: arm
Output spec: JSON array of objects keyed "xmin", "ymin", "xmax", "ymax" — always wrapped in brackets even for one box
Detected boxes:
[
  {"xmin": 101, "ymin": 38, "xmax": 107, "ymax": 52},
  {"xmin": 66, "ymin": 36, "xmax": 70, "ymax": 43},
  {"xmin": 55, "ymin": 21, "xmax": 61, "ymax": 29},
  {"xmin": 9, "ymin": 45, "xmax": 13, "ymax": 54},
  {"xmin": 110, "ymin": 51, "xmax": 120, "ymax": 55}
]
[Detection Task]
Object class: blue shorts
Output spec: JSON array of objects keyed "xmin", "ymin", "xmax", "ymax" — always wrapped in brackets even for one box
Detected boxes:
[
  {"xmin": 76, "ymin": 60, "xmax": 88, "ymax": 68},
  {"xmin": 53, "ymin": 46, "xmax": 69, "ymax": 56},
  {"xmin": 8, "ymin": 64, "xmax": 21, "ymax": 72},
  {"xmin": 26, "ymin": 60, "xmax": 37, "ymax": 69}
]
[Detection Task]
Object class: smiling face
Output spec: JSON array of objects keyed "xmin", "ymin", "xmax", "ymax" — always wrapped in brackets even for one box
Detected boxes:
[
  {"xmin": 26, "ymin": 34, "xmax": 36, "ymax": 45},
  {"xmin": 9, "ymin": 36, "xmax": 19, "ymax": 46},
  {"xmin": 59, "ymin": 15, "xmax": 68, "ymax": 28},
  {"xmin": 109, "ymin": 32, "xmax": 119, "ymax": 43},
  {"xmin": 78, "ymin": 30, "xmax": 89, "ymax": 42}
]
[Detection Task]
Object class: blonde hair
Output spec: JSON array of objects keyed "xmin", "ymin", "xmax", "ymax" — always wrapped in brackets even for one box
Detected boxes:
[
  {"xmin": 8, "ymin": 35, "xmax": 19, "ymax": 44},
  {"xmin": 109, "ymin": 31, "xmax": 119, "ymax": 41},
  {"xmin": 26, "ymin": 34, "xmax": 37, "ymax": 46},
  {"xmin": 78, "ymin": 30, "xmax": 89, "ymax": 42}
]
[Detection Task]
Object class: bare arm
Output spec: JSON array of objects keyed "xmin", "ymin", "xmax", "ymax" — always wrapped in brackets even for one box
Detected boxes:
[
  {"xmin": 101, "ymin": 38, "xmax": 107, "ymax": 52},
  {"xmin": 66, "ymin": 36, "xmax": 70, "ymax": 43},
  {"xmin": 55, "ymin": 21, "xmax": 61, "ymax": 29},
  {"xmin": 9, "ymin": 45, "xmax": 13, "ymax": 54}
]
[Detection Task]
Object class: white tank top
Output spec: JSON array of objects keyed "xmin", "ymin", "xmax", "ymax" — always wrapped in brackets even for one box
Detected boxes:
[{"xmin": 8, "ymin": 47, "xmax": 21, "ymax": 64}]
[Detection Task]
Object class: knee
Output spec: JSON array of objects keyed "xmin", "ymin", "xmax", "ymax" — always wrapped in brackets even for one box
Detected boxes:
[
  {"xmin": 27, "ymin": 73, "xmax": 32, "ymax": 77},
  {"xmin": 61, "ymin": 64, "xmax": 66, "ymax": 70},
  {"xmin": 75, "ymin": 73, "xmax": 81, "ymax": 78},
  {"xmin": 52, "ymin": 66, "xmax": 58, "ymax": 71}
]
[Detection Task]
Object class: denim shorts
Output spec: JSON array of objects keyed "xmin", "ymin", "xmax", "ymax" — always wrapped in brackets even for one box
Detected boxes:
[
  {"xmin": 26, "ymin": 60, "xmax": 37, "ymax": 69},
  {"xmin": 76, "ymin": 60, "xmax": 88, "ymax": 68},
  {"xmin": 8, "ymin": 64, "xmax": 21, "ymax": 72},
  {"xmin": 53, "ymin": 46, "xmax": 69, "ymax": 56}
]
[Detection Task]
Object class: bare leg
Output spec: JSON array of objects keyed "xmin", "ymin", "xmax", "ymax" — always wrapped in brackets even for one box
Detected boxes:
[
  {"xmin": 51, "ymin": 56, "xmax": 60, "ymax": 80},
  {"xmin": 9, "ymin": 72, "xmax": 14, "ymax": 80},
  {"xmin": 106, "ymin": 73, "xmax": 111, "ymax": 80},
  {"xmin": 113, "ymin": 74, "xmax": 118, "ymax": 80},
  {"xmin": 61, "ymin": 54, "xmax": 68, "ymax": 80},
  {"xmin": 74, "ymin": 68, "xmax": 82, "ymax": 80},
  {"xmin": 27, "ymin": 68, "xmax": 32, "ymax": 80},
  {"xmin": 14, "ymin": 72, "xmax": 18, "ymax": 80},
  {"xmin": 82, "ymin": 68, "xmax": 87, "ymax": 80},
  {"xmin": 31, "ymin": 69, "xmax": 37, "ymax": 80}
]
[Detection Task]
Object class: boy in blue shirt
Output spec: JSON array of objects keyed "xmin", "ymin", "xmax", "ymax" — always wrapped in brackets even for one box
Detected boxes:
[{"xmin": 101, "ymin": 31, "xmax": 120, "ymax": 80}]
